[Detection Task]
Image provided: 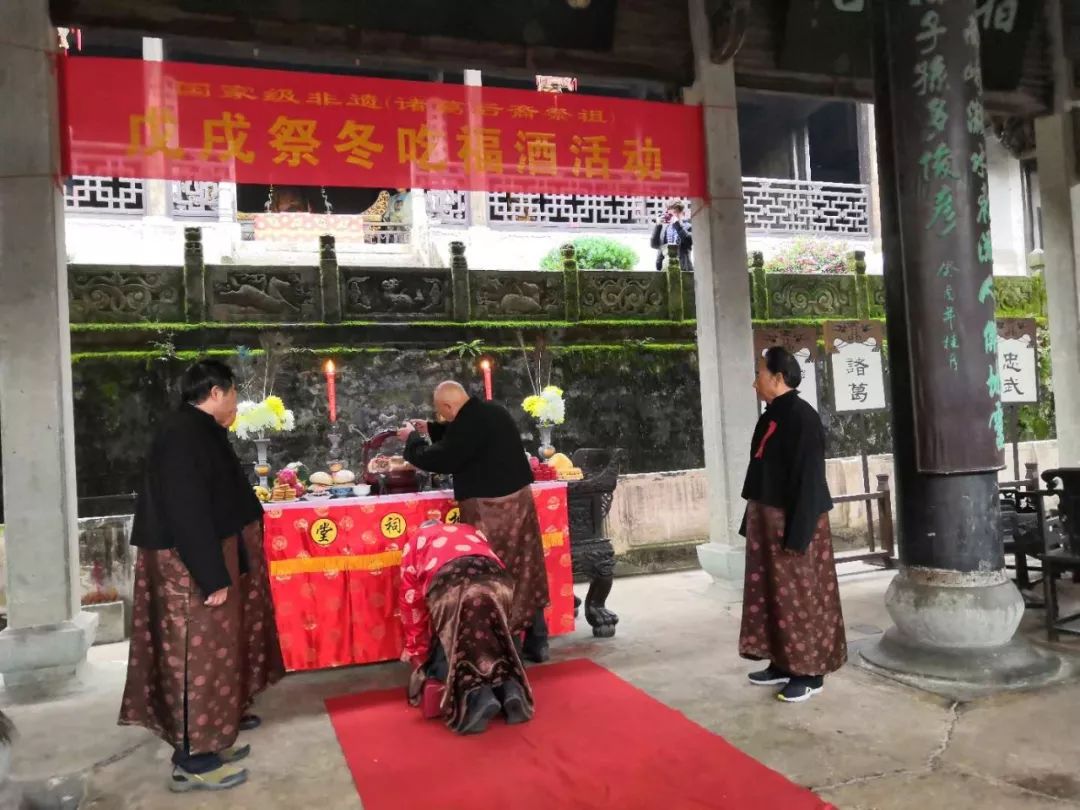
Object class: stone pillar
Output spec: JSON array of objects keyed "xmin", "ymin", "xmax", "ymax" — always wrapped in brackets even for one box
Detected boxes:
[
  {"xmin": 859, "ymin": 103, "xmax": 884, "ymax": 264},
  {"xmin": 463, "ymin": 70, "xmax": 489, "ymax": 229},
  {"xmin": 861, "ymin": 0, "xmax": 1054, "ymax": 686},
  {"xmin": 1034, "ymin": 109, "xmax": 1080, "ymax": 466},
  {"xmin": 0, "ymin": 0, "xmax": 97, "ymax": 693},
  {"xmin": 687, "ymin": 0, "xmax": 759, "ymax": 593},
  {"xmin": 141, "ymin": 37, "xmax": 170, "ymax": 220}
]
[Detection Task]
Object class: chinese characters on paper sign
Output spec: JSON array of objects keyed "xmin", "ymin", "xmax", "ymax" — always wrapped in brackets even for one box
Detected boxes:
[
  {"xmin": 830, "ymin": 339, "xmax": 886, "ymax": 412},
  {"xmin": 996, "ymin": 334, "xmax": 1037, "ymax": 405}
]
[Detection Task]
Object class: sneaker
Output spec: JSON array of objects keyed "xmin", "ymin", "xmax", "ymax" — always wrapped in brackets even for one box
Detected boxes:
[
  {"xmin": 169, "ymin": 763, "xmax": 248, "ymax": 793},
  {"xmin": 458, "ymin": 686, "xmax": 500, "ymax": 735},
  {"xmin": 219, "ymin": 744, "xmax": 251, "ymax": 764},
  {"xmin": 522, "ymin": 643, "xmax": 550, "ymax": 664},
  {"xmin": 239, "ymin": 714, "xmax": 261, "ymax": 731},
  {"xmin": 748, "ymin": 666, "xmax": 790, "ymax": 686},
  {"xmin": 496, "ymin": 680, "xmax": 532, "ymax": 725},
  {"xmin": 776, "ymin": 676, "xmax": 824, "ymax": 703}
]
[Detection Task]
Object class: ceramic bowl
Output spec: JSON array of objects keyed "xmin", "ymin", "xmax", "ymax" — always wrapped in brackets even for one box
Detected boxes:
[{"xmin": 353, "ymin": 483, "xmax": 372, "ymax": 497}]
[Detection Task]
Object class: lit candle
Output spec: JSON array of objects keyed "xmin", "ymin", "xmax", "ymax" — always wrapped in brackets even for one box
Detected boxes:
[
  {"xmin": 480, "ymin": 359, "xmax": 493, "ymax": 401},
  {"xmin": 324, "ymin": 359, "xmax": 337, "ymax": 422}
]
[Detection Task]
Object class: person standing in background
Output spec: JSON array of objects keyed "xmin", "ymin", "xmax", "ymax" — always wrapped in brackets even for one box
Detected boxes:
[
  {"xmin": 119, "ymin": 359, "xmax": 284, "ymax": 792},
  {"xmin": 738, "ymin": 347, "xmax": 846, "ymax": 703},
  {"xmin": 651, "ymin": 201, "xmax": 693, "ymax": 272}
]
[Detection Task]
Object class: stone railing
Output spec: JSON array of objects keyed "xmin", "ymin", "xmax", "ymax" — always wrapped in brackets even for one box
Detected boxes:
[
  {"xmin": 67, "ymin": 229, "xmax": 693, "ymax": 325},
  {"xmin": 426, "ymin": 181, "xmax": 872, "ymax": 237},
  {"xmin": 64, "ymin": 230, "xmax": 1045, "ymax": 326},
  {"xmin": 746, "ymin": 251, "xmax": 1045, "ymax": 320}
]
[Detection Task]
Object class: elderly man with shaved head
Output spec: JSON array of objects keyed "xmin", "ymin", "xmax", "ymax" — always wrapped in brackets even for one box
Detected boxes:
[{"xmin": 399, "ymin": 380, "xmax": 551, "ymax": 664}]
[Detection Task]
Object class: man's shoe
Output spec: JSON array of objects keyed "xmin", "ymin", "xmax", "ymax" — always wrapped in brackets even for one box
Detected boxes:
[
  {"xmin": 219, "ymin": 744, "xmax": 251, "ymax": 764},
  {"xmin": 522, "ymin": 643, "xmax": 550, "ymax": 664},
  {"xmin": 239, "ymin": 714, "xmax": 261, "ymax": 731},
  {"xmin": 496, "ymin": 680, "xmax": 532, "ymax": 725},
  {"xmin": 748, "ymin": 665, "xmax": 790, "ymax": 686},
  {"xmin": 776, "ymin": 676, "xmax": 824, "ymax": 703},
  {"xmin": 458, "ymin": 686, "xmax": 500, "ymax": 735},
  {"xmin": 169, "ymin": 763, "xmax": 248, "ymax": 792}
]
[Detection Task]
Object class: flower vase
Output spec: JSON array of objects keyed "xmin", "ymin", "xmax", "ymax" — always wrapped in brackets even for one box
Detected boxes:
[
  {"xmin": 253, "ymin": 437, "xmax": 272, "ymax": 488},
  {"xmin": 537, "ymin": 424, "xmax": 555, "ymax": 460}
]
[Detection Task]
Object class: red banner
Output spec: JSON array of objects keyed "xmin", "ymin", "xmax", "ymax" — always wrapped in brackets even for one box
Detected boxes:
[
  {"xmin": 262, "ymin": 484, "xmax": 575, "ymax": 672},
  {"xmin": 62, "ymin": 57, "xmax": 705, "ymax": 197}
]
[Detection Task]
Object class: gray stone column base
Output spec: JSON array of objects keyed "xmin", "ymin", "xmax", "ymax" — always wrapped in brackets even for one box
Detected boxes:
[
  {"xmin": 0, "ymin": 611, "xmax": 98, "ymax": 699},
  {"xmin": 696, "ymin": 542, "xmax": 745, "ymax": 600},
  {"xmin": 860, "ymin": 568, "xmax": 1058, "ymax": 691}
]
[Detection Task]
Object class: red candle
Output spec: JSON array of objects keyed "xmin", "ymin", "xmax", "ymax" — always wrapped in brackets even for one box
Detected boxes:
[
  {"xmin": 480, "ymin": 359, "xmax": 493, "ymax": 401},
  {"xmin": 324, "ymin": 359, "xmax": 337, "ymax": 422}
]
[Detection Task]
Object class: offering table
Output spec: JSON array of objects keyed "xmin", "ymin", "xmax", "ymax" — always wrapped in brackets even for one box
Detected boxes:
[{"xmin": 262, "ymin": 482, "xmax": 574, "ymax": 671}]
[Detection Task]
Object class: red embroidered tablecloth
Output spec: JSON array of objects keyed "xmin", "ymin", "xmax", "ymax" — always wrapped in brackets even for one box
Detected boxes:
[{"xmin": 262, "ymin": 483, "xmax": 574, "ymax": 671}]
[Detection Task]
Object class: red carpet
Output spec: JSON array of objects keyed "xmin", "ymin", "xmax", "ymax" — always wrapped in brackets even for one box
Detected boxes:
[{"xmin": 326, "ymin": 659, "xmax": 835, "ymax": 810}]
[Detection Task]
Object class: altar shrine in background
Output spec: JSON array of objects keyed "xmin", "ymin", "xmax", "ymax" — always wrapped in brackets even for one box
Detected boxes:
[{"xmin": 262, "ymin": 483, "xmax": 574, "ymax": 672}]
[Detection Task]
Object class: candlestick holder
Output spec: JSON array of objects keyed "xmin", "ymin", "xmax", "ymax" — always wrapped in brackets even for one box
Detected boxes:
[{"xmin": 327, "ymin": 423, "xmax": 345, "ymax": 474}]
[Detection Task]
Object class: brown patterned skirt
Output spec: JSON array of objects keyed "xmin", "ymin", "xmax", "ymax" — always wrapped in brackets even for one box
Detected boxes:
[
  {"xmin": 738, "ymin": 502, "xmax": 847, "ymax": 677},
  {"xmin": 119, "ymin": 523, "xmax": 284, "ymax": 755},
  {"xmin": 460, "ymin": 486, "xmax": 550, "ymax": 633},
  {"xmin": 410, "ymin": 556, "xmax": 533, "ymax": 732},
  {"xmin": 238, "ymin": 522, "xmax": 286, "ymax": 710}
]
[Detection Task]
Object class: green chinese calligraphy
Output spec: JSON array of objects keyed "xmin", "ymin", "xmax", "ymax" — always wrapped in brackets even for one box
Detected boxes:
[
  {"xmin": 937, "ymin": 260, "xmax": 958, "ymax": 278},
  {"xmin": 914, "ymin": 56, "xmax": 949, "ymax": 96},
  {"xmin": 966, "ymin": 99, "xmax": 985, "ymax": 135},
  {"xmin": 926, "ymin": 98, "xmax": 948, "ymax": 138},
  {"xmin": 916, "ymin": 11, "xmax": 947, "ymax": 55},
  {"xmin": 986, "ymin": 364, "xmax": 1002, "ymax": 397},
  {"xmin": 977, "ymin": 231, "xmax": 993, "ymax": 264},
  {"xmin": 983, "ymin": 320, "xmax": 998, "ymax": 353},
  {"xmin": 944, "ymin": 284, "xmax": 955, "ymax": 303},
  {"xmin": 977, "ymin": 274, "xmax": 994, "ymax": 304},
  {"xmin": 974, "ymin": 0, "xmax": 1018, "ymax": 34},
  {"xmin": 988, "ymin": 400, "xmax": 1005, "ymax": 451},
  {"xmin": 943, "ymin": 333, "xmax": 959, "ymax": 351},
  {"xmin": 943, "ymin": 305, "xmax": 956, "ymax": 329},
  {"xmin": 963, "ymin": 13, "xmax": 980, "ymax": 47},
  {"xmin": 927, "ymin": 186, "xmax": 957, "ymax": 236},
  {"xmin": 977, "ymin": 181, "xmax": 990, "ymax": 225},
  {"xmin": 949, "ymin": 353, "xmax": 959, "ymax": 372},
  {"xmin": 963, "ymin": 61, "xmax": 983, "ymax": 91},
  {"xmin": 970, "ymin": 147, "xmax": 987, "ymax": 178},
  {"xmin": 920, "ymin": 143, "xmax": 959, "ymax": 181}
]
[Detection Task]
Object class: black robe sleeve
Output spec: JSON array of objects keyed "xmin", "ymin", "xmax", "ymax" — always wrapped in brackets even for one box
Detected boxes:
[
  {"xmin": 427, "ymin": 421, "xmax": 448, "ymax": 442},
  {"xmin": 155, "ymin": 431, "xmax": 232, "ymax": 598},
  {"xmin": 782, "ymin": 408, "xmax": 829, "ymax": 553},
  {"xmin": 403, "ymin": 418, "xmax": 480, "ymax": 474}
]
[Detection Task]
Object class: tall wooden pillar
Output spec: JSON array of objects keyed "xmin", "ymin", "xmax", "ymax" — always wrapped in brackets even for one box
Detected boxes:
[{"xmin": 862, "ymin": 0, "xmax": 1055, "ymax": 685}]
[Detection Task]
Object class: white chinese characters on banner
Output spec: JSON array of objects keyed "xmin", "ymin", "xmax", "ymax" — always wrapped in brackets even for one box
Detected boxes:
[
  {"xmin": 759, "ymin": 347, "xmax": 819, "ymax": 414},
  {"xmin": 997, "ymin": 335, "xmax": 1038, "ymax": 404},
  {"xmin": 831, "ymin": 338, "xmax": 886, "ymax": 412}
]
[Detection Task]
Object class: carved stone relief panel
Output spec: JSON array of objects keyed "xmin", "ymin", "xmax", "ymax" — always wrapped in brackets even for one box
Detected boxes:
[
  {"xmin": 68, "ymin": 265, "xmax": 184, "ymax": 323},
  {"xmin": 340, "ymin": 268, "xmax": 452, "ymax": 320},
  {"xmin": 470, "ymin": 271, "xmax": 565, "ymax": 320},
  {"xmin": 206, "ymin": 265, "xmax": 319, "ymax": 322}
]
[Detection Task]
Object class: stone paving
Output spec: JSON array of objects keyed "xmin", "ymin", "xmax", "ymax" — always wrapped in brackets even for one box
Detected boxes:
[{"xmin": 4, "ymin": 568, "xmax": 1080, "ymax": 809}]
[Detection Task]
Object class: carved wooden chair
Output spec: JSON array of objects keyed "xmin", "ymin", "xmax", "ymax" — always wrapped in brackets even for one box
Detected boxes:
[
  {"xmin": 566, "ymin": 448, "xmax": 624, "ymax": 638},
  {"xmin": 1035, "ymin": 468, "xmax": 1080, "ymax": 641}
]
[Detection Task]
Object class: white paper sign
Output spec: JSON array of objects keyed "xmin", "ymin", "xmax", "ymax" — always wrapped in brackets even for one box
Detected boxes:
[
  {"xmin": 997, "ymin": 335, "xmax": 1038, "ymax": 404},
  {"xmin": 759, "ymin": 347, "xmax": 819, "ymax": 414},
  {"xmin": 831, "ymin": 338, "xmax": 886, "ymax": 412}
]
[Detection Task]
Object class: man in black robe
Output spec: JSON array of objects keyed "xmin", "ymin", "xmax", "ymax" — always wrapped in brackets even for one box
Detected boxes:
[
  {"xmin": 738, "ymin": 347, "xmax": 846, "ymax": 703},
  {"xmin": 400, "ymin": 381, "xmax": 551, "ymax": 662},
  {"xmin": 119, "ymin": 359, "xmax": 284, "ymax": 791}
]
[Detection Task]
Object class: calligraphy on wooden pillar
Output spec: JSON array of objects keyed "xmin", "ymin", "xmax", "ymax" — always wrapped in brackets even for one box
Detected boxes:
[{"xmin": 885, "ymin": 0, "xmax": 1004, "ymax": 473}]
